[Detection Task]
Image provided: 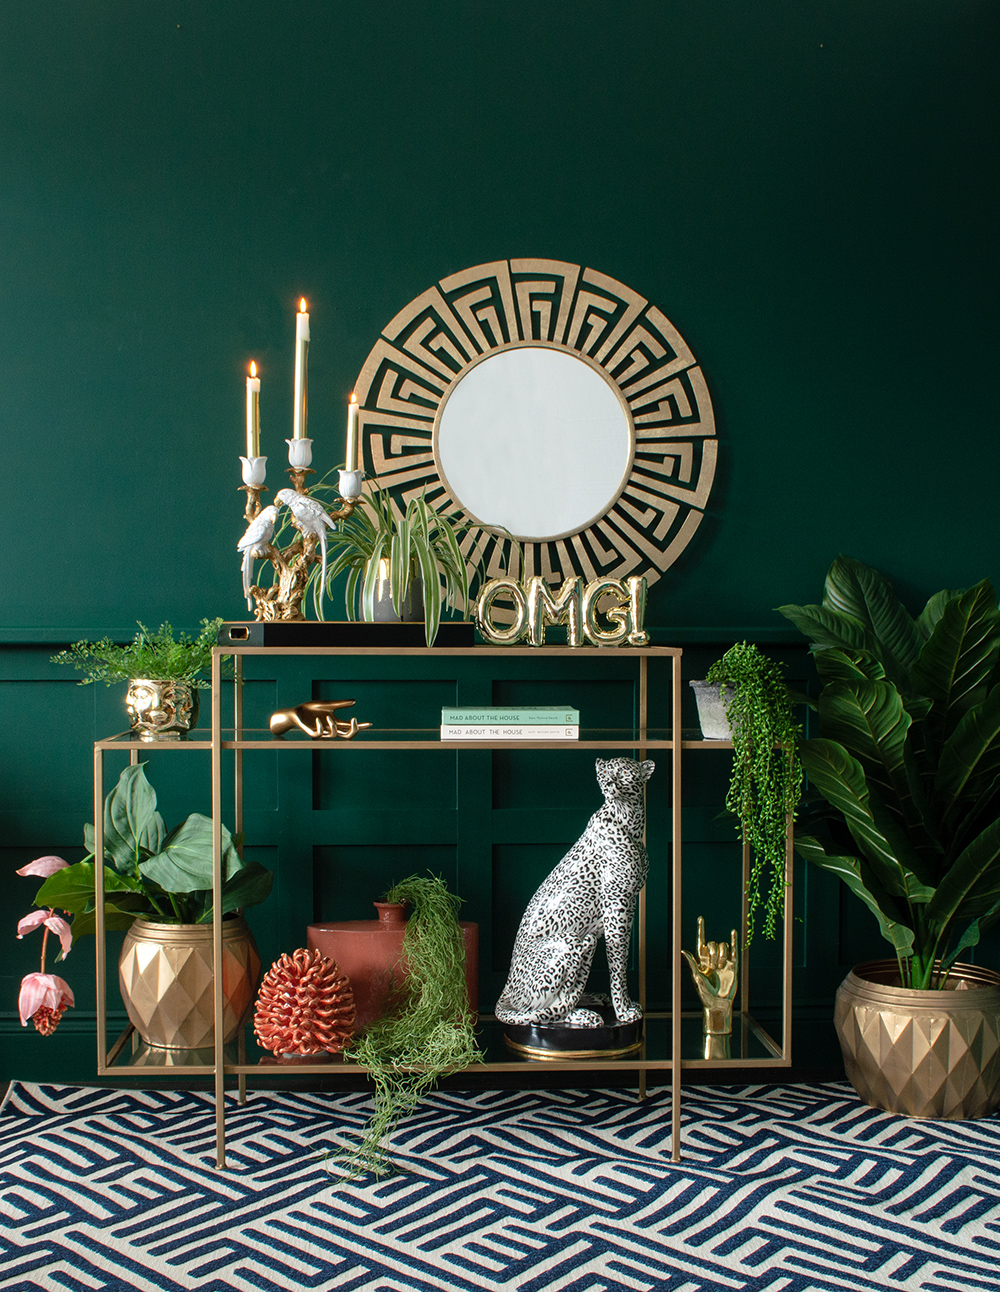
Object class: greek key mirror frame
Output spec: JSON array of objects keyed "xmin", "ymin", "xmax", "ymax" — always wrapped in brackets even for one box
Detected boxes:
[{"xmin": 353, "ymin": 258, "xmax": 717, "ymax": 593}]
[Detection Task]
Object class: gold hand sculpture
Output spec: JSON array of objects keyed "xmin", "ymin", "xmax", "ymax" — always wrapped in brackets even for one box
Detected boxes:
[
  {"xmin": 681, "ymin": 915, "xmax": 739, "ymax": 1037},
  {"xmin": 269, "ymin": 700, "xmax": 373, "ymax": 741}
]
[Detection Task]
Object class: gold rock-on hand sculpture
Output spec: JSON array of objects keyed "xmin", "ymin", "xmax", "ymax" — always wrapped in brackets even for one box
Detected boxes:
[{"xmin": 682, "ymin": 915, "xmax": 739, "ymax": 1036}]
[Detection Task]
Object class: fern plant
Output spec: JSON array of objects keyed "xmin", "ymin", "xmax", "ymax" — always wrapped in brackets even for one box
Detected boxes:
[
  {"xmin": 51, "ymin": 619, "xmax": 229, "ymax": 688},
  {"xmin": 705, "ymin": 642, "xmax": 803, "ymax": 944},
  {"xmin": 336, "ymin": 874, "xmax": 482, "ymax": 1179}
]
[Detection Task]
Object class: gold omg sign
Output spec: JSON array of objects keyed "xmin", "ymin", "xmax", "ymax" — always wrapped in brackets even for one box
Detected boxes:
[{"xmin": 476, "ymin": 576, "xmax": 649, "ymax": 648}]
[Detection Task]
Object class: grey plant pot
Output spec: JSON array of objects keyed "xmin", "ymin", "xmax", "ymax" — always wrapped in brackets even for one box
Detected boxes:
[
  {"xmin": 689, "ymin": 680, "xmax": 735, "ymax": 740},
  {"xmin": 370, "ymin": 576, "xmax": 425, "ymax": 624}
]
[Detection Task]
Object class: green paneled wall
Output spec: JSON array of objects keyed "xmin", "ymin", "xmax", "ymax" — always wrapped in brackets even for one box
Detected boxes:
[{"xmin": 0, "ymin": 1, "xmax": 996, "ymax": 1080}]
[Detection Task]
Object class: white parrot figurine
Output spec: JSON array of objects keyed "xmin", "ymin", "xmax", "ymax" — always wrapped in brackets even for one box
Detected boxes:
[
  {"xmin": 237, "ymin": 504, "xmax": 280, "ymax": 610},
  {"xmin": 273, "ymin": 489, "xmax": 339, "ymax": 595}
]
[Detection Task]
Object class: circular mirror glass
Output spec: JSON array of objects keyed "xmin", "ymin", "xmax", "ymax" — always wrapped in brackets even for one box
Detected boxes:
[{"xmin": 434, "ymin": 346, "xmax": 634, "ymax": 541}]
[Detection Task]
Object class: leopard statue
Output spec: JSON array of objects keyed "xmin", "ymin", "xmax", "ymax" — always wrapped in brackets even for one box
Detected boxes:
[{"xmin": 495, "ymin": 757, "xmax": 654, "ymax": 1029}]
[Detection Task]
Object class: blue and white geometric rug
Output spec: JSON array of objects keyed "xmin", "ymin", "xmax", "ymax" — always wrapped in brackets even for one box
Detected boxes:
[{"xmin": 1, "ymin": 1081, "xmax": 999, "ymax": 1291}]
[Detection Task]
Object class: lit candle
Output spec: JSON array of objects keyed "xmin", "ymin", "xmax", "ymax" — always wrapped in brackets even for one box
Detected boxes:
[
  {"xmin": 293, "ymin": 298, "xmax": 309, "ymax": 440},
  {"xmin": 346, "ymin": 392, "xmax": 359, "ymax": 471},
  {"xmin": 246, "ymin": 361, "xmax": 260, "ymax": 458}
]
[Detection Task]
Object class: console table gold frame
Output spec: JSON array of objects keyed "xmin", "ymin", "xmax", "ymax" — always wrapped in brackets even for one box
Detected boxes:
[{"xmin": 92, "ymin": 644, "xmax": 793, "ymax": 1169}]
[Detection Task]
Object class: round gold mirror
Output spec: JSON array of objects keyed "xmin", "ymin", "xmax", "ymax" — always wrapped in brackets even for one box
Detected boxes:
[{"xmin": 354, "ymin": 258, "xmax": 716, "ymax": 591}]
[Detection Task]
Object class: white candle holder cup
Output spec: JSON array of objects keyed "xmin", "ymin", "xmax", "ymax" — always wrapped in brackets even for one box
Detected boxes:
[
  {"xmin": 338, "ymin": 469, "xmax": 364, "ymax": 501},
  {"xmin": 240, "ymin": 456, "xmax": 268, "ymax": 487},
  {"xmin": 286, "ymin": 438, "xmax": 313, "ymax": 469}
]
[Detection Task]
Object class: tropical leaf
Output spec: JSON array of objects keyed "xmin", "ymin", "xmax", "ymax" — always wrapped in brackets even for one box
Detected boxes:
[
  {"xmin": 34, "ymin": 861, "xmax": 156, "ymax": 933},
  {"xmin": 817, "ymin": 680, "xmax": 911, "ymax": 800},
  {"xmin": 139, "ymin": 811, "xmax": 166, "ymax": 856},
  {"xmin": 933, "ymin": 683, "xmax": 1000, "ymax": 841},
  {"xmin": 940, "ymin": 897, "xmax": 1000, "ymax": 976},
  {"xmin": 111, "ymin": 764, "xmax": 158, "ymax": 848},
  {"xmin": 196, "ymin": 859, "xmax": 275, "ymax": 922},
  {"xmin": 35, "ymin": 859, "xmax": 144, "ymax": 915},
  {"xmin": 62, "ymin": 905, "xmax": 138, "ymax": 943},
  {"xmin": 815, "ymin": 649, "xmax": 885, "ymax": 686},
  {"xmin": 794, "ymin": 833, "xmax": 914, "ymax": 956},
  {"xmin": 815, "ymin": 677, "xmax": 940, "ymax": 871},
  {"xmin": 775, "ymin": 602, "xmax": 877, "ymax": 659},
  {"xmin": 916, "ymin": 588, "xmax": 960, "ymax": 640},
  {"xmin": 927, "ymin": 815, "xmax": 1000, "ymax": 924},
  {"xmin": 799, "ymin": 738, "xmax": 935, "ymax": 897},
  {"xmin": 139, "ymin": 814, "xmax": 242, "ymax": 894},
  {"xmin": 98, "ymin": 800, "xmax": 142, "ymax": 874},
  {"xmin": 912, "ymin": 578, "xmax": 1000, "ymax": 748},
  {"xmin": 822, "ymin": 554, "xmax": 923, "ymax": 673}
]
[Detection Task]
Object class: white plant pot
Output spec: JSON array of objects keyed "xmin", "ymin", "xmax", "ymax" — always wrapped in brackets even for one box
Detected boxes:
[{"xmin": 689, "ymin": 680, "xmax": 735, "ymax": 739}]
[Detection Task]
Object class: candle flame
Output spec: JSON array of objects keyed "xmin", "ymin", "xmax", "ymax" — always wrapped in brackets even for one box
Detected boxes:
[
  {"xmin": 350, "ymin": 392, "xmax": 357, "ymax": 404},
  {"xmin": 299, "ymin": 298, "xmax": 307, "ymax": 313},
  {"xmin": 249, "ymin": 361, "xmax": 257, "ymax": 378}
]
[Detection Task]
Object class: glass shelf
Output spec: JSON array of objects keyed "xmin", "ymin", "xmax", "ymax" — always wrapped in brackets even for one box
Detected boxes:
[
  {"xmin": 96, "ymin": 727, "xmax": 734, "ymax": 750},
  {"xmin": 103, "ymin": 1014, "xmax": 785, "ymax": 1078}
]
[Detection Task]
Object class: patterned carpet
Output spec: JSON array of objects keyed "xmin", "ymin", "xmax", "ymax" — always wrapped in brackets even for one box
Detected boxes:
[{"xmin": 1, "ymin": 1081, "xmax": 999, "ymax": 1291}]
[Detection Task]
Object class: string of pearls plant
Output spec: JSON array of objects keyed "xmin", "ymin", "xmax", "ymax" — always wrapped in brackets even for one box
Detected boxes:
[{"xmin": 705, "ymin": 642, "xmax": 803, "ymax": 944}]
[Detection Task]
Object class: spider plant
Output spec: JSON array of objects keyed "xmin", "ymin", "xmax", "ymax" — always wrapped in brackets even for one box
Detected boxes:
[{"xmin": 316, "ymin": 481, "xmax": 473, "ymax": 646}]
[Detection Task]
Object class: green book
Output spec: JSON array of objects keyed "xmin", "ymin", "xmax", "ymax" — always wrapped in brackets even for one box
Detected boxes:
[{"xmin": 441, "ymin": 705, "xmax": 580, "ymax": 725}]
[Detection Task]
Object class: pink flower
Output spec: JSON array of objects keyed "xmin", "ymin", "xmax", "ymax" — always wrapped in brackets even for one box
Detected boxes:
[
  {"xmin": 17, "ymin": 910, "xmax": 72, "ymax": 958},
  {"xmin": 16, "ymin": 856, "xmax": 69, "ymax": 878},
  {"xmin": 18, "ymin": 973, "xmax": 75, "ymax": 1034}
]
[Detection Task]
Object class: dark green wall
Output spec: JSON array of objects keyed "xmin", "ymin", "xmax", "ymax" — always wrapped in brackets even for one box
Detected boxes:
[{"xmin": 1, "ymin": 2, "xmax": 997, "ymax": 1080}]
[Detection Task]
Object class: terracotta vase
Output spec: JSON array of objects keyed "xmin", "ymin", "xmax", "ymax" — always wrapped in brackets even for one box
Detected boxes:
[{"xmin": 307, "ymin": 901, "xmax": 478, "ymax": 1034}]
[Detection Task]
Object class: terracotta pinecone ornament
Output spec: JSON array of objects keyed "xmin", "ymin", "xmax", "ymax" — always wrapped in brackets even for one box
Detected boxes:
[{"xmin": 254, "ymin": 947, "xmax": 355, "ymax": 1056}]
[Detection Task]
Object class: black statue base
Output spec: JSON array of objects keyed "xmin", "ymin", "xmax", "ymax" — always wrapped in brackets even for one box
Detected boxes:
[{"xmin": 503, "ymin": 998, "xmax": 643, "ymax": 1060}]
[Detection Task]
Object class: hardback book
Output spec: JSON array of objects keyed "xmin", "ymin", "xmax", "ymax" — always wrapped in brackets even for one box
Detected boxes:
[
  {"xmin": 440, "ymin": 706, "xmax": 580, "ymax": 725},
  {"xmin": 440, "ymin": 723, "xmax": 580, "ymax": 741}
]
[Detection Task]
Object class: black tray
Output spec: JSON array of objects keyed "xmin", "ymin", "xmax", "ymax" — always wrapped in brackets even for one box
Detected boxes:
[{"xmin": 218, "ymin": 621, "xmax": 477, "ymax": 648}]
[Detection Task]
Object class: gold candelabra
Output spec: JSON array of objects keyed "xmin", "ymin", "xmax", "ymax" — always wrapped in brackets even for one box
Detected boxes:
[
  {"xmin": 239, "ymin": 301, "xmax": 365, "ymax": 623},
  {"xmin": 238, "ymin": 462, "xmax": 362, "ymax": 623}
]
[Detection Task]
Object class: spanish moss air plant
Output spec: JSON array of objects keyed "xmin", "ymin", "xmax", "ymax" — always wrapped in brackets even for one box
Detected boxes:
[
  {"xmin": 705, "ymin": 642, "xmax": 803, "ymax": 944},
  {"xmin": 335, "ymin": 874, "xmax": 483, "ymax": 1179}
]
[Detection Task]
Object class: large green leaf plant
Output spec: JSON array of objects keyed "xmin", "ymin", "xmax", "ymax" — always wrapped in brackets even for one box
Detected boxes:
[
  {"xmin": 32, "ymin": 764, "xmax": 272, "ymax": 942},
  {"xmin": 779, "ymin": 555, "xmax": 1000, "ymax": 989}
]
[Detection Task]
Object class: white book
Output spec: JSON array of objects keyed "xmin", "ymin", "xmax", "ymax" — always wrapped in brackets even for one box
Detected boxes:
[{"xmin": 440, "ymin": 724, "xmax": 580, "ymax": 741}]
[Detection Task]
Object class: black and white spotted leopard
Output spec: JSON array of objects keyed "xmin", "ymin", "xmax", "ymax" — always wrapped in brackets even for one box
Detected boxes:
[{"xmin": 495, "ymin": 757, "xmax": 654, "ymax": 1029}]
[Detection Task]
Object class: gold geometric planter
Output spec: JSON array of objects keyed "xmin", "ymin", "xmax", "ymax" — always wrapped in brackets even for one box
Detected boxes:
[
  {"xmin": 835, "ymin": 959, "xmax": 1000, "ymax": 1120},
  {"xmin": 118, "ymin": 917, "xmax": 261, "ymax": 1049}
]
